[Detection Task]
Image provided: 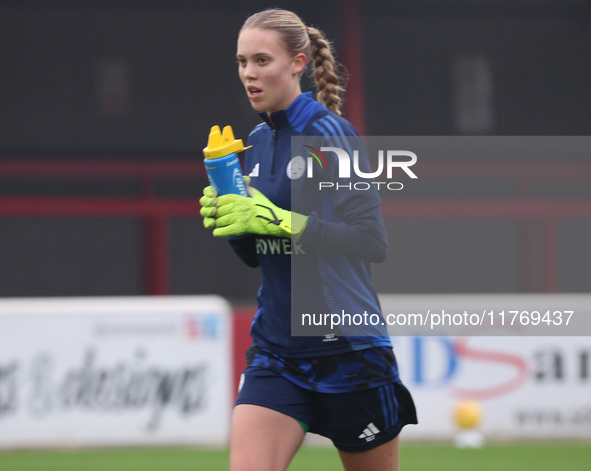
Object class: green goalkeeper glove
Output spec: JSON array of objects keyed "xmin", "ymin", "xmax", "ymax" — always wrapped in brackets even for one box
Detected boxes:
[
  {"xmin": 199, "ymin": 185, "xmax": 217, "ymax": 230},
  {"xmin": 213, "ymin": 187, "xmax": 307, "ymax": 239},
  {"xmin": 199, "ymin": 178, "xmax": 307, "ymax": 239}
]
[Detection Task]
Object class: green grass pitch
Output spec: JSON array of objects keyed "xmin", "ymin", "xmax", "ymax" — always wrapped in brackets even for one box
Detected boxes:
[{"xmin": 0, "ymin": 442, "xmax": 590, "ymax": 470}]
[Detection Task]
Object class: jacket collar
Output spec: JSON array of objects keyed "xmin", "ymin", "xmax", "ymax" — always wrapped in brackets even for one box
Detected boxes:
[{"xmin": 258, "ymin": 92, "xmax": 325, "ymax": 132}]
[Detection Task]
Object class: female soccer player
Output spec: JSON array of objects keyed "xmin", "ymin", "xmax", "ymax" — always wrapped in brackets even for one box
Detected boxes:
[{"xmin": 199, "ymin": 8, "xmax": 417, "ymax": 471}]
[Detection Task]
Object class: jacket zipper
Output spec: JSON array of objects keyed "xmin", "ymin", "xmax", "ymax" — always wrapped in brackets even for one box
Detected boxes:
[{"xmin": 270, "ymin": 128, "xmax": 278, "ymax": 175}]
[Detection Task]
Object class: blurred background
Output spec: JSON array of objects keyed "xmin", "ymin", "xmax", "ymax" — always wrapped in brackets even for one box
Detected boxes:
[
  {"xmin": 1, "ymin": 0, "xmax": 590, "ymax": 299},
  {"xmin": 0, "ymin": 0, "xmax": 590, "ymax": 466}
]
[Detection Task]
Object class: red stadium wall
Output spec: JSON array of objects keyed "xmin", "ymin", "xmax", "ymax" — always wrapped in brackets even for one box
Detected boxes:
[{"xmin": 2, "ymin": 158, "xmax": 591, "ymax": 295}]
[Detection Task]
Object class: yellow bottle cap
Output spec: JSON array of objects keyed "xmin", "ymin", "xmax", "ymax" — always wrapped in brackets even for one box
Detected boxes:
[{"xmin": 203, "ymin": 125, "xmax": 252, "ymax": 159}]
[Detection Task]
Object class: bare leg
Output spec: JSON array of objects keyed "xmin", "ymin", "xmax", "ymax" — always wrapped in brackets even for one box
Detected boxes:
[
  {"xmin": 230, "ymin": 404, "xmax": 306, "ymax": 471},
  {"xmin": 338, "ymin": 436, "xmax": 399, "ymax": 471}
]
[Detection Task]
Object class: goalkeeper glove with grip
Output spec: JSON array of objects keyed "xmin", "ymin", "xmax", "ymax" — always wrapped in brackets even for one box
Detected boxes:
[
  {"xmin": 199, "ymin": 185, "xmax": 218, "ymax": 230},
  {"xmin": 199, "ymin": 179, "xmax": 307, "ymax": 239}
]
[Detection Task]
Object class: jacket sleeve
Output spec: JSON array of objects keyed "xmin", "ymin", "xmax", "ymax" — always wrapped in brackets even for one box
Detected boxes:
[
  {"xmin": 298, "ymin": 199, "xmax": 388, "ymax": 263},
  {"xmin": 228, "ymin": 235, "xmax": 260, "ymax": 268},
  {"xmin": 295, "ymin": 129, "xmax": 388, "ymax": 263}
]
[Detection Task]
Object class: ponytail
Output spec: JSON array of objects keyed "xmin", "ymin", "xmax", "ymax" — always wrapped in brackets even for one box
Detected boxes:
[{"xmin": 307, "ymin": 26, "xmax": 344, "ymax": 115}]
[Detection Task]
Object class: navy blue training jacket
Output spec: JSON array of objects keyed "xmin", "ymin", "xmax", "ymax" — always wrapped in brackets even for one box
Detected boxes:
[{"xmin": 230, "ymin": 92, "xmax": 392, "ymax": 359}]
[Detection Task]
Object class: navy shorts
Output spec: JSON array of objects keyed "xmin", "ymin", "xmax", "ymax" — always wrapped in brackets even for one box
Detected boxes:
[{"xmin": 235, "ymin": 367, "xmax": 418, "ymax": 453}]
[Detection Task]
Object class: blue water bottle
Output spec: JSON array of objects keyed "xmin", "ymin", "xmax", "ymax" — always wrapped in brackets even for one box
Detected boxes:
[{"xmin": 203, "ymin": 125, "xmax": 251, "ymax": 196}]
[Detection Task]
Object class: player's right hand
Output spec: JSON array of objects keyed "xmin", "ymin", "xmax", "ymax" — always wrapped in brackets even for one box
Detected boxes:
[{"xmin": 199, "ymin": 186, "xmax": 218, "ymax": 230}]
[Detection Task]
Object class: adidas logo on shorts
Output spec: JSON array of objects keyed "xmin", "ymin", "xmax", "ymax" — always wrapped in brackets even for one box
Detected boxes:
[{"xmin": 359, "ymin": 422, "xmax": 381, "ymax": 442}]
